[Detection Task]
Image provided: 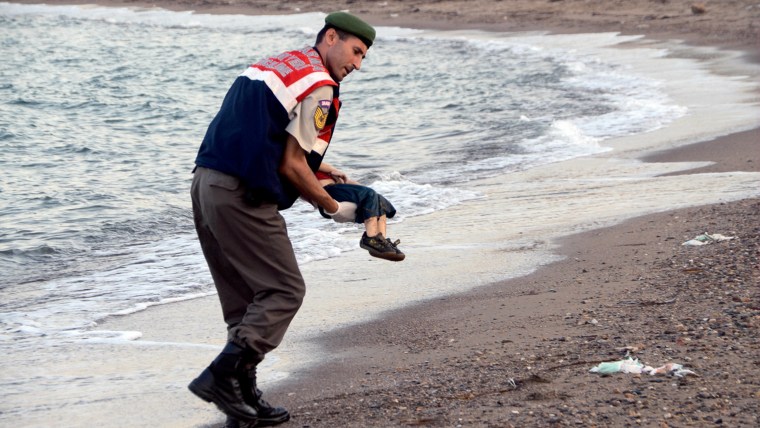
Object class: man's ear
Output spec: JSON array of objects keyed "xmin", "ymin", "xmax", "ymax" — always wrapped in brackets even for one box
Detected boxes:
[{"xmin": 324, "ymin": 28, "xmax": 339, "ymax": 46}]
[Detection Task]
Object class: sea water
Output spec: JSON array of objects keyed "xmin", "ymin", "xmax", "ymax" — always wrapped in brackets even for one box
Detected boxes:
[{"xmin": 1, "ymin": 3, "xmax": 759, "ymax": 427}]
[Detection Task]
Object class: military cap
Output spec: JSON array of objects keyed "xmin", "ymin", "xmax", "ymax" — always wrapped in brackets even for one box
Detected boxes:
[{"xmin": 324, "ymin": 11, "xmax": 376, "ymax": 48}]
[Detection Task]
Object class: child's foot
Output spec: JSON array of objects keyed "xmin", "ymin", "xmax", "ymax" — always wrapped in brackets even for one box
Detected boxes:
[{"xmin": 360, "ymin": 232, "xmax": 405, "ymax": 262}]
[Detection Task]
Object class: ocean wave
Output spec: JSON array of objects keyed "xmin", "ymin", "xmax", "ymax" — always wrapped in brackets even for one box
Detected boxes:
[{"xmin": 0, "ymin": 3, "xmax": 698, "ymax": 344}]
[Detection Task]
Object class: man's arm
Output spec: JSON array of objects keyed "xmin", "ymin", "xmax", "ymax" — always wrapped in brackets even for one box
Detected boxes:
[{"xmin": 279, "ymin": 135, "xmax": 340, "ymax": 213}]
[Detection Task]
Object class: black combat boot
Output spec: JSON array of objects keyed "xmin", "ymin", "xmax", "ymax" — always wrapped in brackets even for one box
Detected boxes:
[
  {"xmin": 188, "ymin": 342, "xmax": 258, "ymax": 424},
  {"xmin": 223, "ymin": 367, "xmax": 290, "ymax": 427}
]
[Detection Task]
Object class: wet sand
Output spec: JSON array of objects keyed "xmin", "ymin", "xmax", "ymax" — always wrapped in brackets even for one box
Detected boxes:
[{"xmin": 11, "ymin": 1, "xmax": 759, "ymax": 426}]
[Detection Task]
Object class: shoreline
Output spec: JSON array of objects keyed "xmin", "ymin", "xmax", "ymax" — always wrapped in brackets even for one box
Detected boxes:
[
  {"xmin": 271, "ymin": 194, "xmax": 759, "ymax": 427},
  {"xmin": 264, "ymin": 100, "xmax": 759, "ymax": 427},
  {"xmin": 170, "ymin": 2, "xmax": 760, "ymax": 426},
  {"xmin": 6, "ymin": 1, "xmax": 758, "ymax": 426}
]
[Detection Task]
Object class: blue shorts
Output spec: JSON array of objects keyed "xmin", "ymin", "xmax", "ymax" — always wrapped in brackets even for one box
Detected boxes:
[{"xmin": 321, "ymin": 183, "xmax": 396, "ymax": 223}]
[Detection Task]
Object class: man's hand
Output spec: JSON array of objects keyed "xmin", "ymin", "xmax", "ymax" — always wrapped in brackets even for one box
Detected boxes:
[{"xmin": 324, "ymin": 201, "xmax": 357, "ymax": 223}]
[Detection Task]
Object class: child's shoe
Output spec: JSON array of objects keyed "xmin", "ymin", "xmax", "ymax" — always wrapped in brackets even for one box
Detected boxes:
[
  {"xmin": 360, "ymin": 232, "xmax": 405, "ymax": 262},
  {"xmin": 386, "ymin": 237, "xmax": 405, "ymax": 261}
]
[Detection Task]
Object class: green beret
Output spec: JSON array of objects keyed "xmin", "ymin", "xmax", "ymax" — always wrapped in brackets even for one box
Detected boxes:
[{"xmin": 325, "ymin": 11, "xmax": 376, "ymax": 48}]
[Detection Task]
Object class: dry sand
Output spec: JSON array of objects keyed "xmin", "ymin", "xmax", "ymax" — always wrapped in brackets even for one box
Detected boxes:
[{"xmin": 11, "ymin": 1, "xmax": 759, "ymax": 426}]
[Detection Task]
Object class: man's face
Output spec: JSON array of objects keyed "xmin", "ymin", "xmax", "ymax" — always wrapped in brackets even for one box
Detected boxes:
[{"xmin": 322, "ymin": 29, "xmax": 368, "ymax": 82}]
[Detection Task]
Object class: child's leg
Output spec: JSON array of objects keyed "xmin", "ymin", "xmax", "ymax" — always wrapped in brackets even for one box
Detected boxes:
[
  {"xmin": 377, "ymin": 215, "xmax": 387, "ymax": 237},
  {"xmin": 363, "ymin": 215, "xmax": 388, "ymax": 238},
  {"xmin": 364, "ymin": 216, "xmax": 380, "ymax": 237}
]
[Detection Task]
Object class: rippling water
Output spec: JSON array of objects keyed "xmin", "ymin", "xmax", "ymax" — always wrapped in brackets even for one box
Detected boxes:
[
  {"xmin": 4, "ymin": 2, "xmax": 760, "ymax": 427},
  {"xmin": 0, "ymin": 3, "xmax": 690, "ymax": 341}
]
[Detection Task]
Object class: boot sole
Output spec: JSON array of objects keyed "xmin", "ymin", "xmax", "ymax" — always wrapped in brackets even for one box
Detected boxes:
[{"xmin": 188, "ymin": 376, "xmax": 258, "ymax": 423}]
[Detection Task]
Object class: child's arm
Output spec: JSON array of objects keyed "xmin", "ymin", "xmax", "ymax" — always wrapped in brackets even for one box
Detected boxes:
[{"xmin": 318, "ymin": 161, "xmax": 354, "ymax": 184}]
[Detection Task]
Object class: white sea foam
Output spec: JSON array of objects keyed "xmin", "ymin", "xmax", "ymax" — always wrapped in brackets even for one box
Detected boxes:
[
  {"xmin": 2, "ymin": 0, "xmax": 756, "ymax": 345},
  {"xmin": 1, "ymin": 3, "xmax": 759, "ymax": 426}
]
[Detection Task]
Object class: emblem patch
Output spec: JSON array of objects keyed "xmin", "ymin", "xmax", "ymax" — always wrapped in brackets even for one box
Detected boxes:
[{"xmin": 314, "ymin": 100, "xmax": 331, "ymax": 130}]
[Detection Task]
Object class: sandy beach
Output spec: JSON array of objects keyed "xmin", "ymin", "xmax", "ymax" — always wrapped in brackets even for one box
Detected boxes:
[
  {"xmin": 7, "ymin": 1, "xmax": 758, "ymax": 427},
  {"xmin": 271, "ymin": 150, "xmax": 760, "ymax": 427}
]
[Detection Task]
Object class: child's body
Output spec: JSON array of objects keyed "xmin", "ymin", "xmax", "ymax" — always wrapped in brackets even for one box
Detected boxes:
[{"xmin": 316, "ymin": 163, "xmax": 404, "ymax": 261}]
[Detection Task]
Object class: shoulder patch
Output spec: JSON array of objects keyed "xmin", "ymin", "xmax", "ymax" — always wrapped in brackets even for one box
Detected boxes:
[{"xmin": 314, "ymin": 100, "xmax": 331, "ymax": 130}]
